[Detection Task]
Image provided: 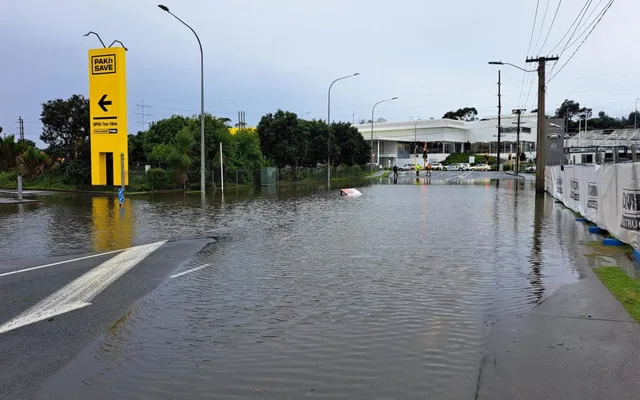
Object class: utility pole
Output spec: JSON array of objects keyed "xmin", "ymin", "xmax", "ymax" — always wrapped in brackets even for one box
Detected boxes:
[
  {"xmin": 497, "ymin": 70, "xmax": 502, "ymax": 171},
  {"xmin": 512, "ymin": 109, "xmax": 526, "ymax": 175},
  {"xmin": 17, "ymin": 116, "xmax": 24, "ymax": 200},
  {"xmin": 18, "ymin": 116, "xmax": 24, "ymax": 141},
  {"xmin": 526, "ymin": 55, "xmax": 559, "ymax": 193}
]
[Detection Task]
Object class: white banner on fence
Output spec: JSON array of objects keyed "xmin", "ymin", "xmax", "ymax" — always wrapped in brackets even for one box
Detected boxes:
[
  {"xmin": 546, "ymin": 163, "xmax": 640, "ymax": 250},
  {"xmin": 599, "ymin": 163, "xmax": 640, "ymax": 249}
]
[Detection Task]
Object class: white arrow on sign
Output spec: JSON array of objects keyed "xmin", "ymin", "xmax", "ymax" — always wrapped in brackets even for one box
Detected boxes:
[{"xmin": 0, "ymin": 240, "xmax": 166, "ymax": 334}]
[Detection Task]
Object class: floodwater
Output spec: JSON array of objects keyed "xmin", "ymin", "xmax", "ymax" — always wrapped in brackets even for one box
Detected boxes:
[{"xmin": 0, "ymin": 178, "xmax": 598, "ymax": 399}]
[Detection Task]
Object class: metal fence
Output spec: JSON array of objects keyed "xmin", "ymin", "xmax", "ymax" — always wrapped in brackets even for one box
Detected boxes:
[{"xmin": 128, "ymin": 163, "xmax": 367, "ymax": 190}]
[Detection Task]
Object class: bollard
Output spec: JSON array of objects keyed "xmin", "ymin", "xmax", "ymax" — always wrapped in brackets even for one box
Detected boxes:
[{"xmin": 17, "ymin": 174, "xmax": 23, "ymax": 201}]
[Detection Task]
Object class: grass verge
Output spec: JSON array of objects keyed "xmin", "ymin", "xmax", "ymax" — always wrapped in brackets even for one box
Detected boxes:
[{"xmin": 594, "ymin": 266, "xmax": 640, "ymax": 322}]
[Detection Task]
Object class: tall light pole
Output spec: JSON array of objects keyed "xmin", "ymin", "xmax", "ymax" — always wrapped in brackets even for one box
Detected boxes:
[
  {"xmin": 414, "ymin": 118, "xmax": 420, "ymax": 166},
  {"xmin": 370, "ymin": 97, "xmax": 398, "ymax": 174},
  {"xmin": 327, "ymin": 73, "xmax": 359, "ymax": 186},
  {"xmin": 635, "ymin": 98, "xmax": 639, "ymax": 130},
  {"xmin": 158, "ymin": 4, "xmax": 206, "ymax": 195}
]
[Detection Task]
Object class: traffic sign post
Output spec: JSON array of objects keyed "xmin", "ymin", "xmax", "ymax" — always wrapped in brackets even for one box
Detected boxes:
[
  {"xmin": 118, "ymin": 152, "xmax": 125, "ymax": 207},
  {"xmin": 88, "ymin": 47, "xmax": 128, "ymax": 186}
]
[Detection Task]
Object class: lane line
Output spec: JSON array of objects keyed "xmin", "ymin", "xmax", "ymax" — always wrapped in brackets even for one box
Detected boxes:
[
  {"xmin": 0, "ymin": 240, "xmax": 166, "ymax": 334},
  {"xmin": 170, "ymin": 263, "xmax": 211, "ymax": 278},
  {"xmin": 0, "ymin": 249, "xmax": 125, "ymax": 278}
]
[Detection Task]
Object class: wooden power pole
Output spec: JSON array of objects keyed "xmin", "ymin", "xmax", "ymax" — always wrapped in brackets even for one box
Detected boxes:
[{"xmin": 526, "ymin": 55, "xmax": 559, "ymax": 193}]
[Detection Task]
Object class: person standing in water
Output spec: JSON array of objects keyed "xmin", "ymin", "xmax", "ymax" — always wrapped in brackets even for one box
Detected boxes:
[{"xmin": 393, "ymin": 165, "xmax": 398, "ymax": 179}]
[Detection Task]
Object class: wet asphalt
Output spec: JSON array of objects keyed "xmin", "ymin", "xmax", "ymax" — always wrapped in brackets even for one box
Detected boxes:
[{"xmin": 0, "ymin": 238, "xmax": 211, "ymax": 400}]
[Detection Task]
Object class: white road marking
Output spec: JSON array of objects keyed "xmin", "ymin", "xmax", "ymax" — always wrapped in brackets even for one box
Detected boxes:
[
  {"xmin": 0, "ymin": 240, "xmax": 166, "ymax": 334},
  {"xmin": 170, "ymin": 263, "xmax": 211, "ymax": 278},
  {"xmin": 0, "ymin": 249, "xmax": 125, "ymax": 278}
]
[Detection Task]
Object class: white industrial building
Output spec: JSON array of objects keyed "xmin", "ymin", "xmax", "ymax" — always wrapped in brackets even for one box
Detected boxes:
[
  {"xmin": 353, "ymin": 114, "xmax": 539, "ymax": 167},
  {"xmin": 565, "ymin": 129, "xmax": 640, "ymax": 164}
]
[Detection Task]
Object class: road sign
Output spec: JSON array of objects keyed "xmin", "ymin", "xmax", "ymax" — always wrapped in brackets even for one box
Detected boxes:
[
  {"xmin": 88, "ymin": 47, "xmax": 128, "ymax": 186},
  {"xmin": 545, "ymin": 118, "xmax": 565, "ymax": 166},
  {"xmin": 118, "ymin": 188, "xmax": 124, "ymax": 204}
]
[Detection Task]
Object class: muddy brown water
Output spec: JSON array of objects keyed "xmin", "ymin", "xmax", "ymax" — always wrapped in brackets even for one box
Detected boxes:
[{"xmin": 1, "ymin": 180, "xmax": 602, "ymax": 399}]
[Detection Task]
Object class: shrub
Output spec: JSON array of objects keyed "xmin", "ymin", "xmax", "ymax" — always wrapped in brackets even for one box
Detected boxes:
[
  {"xmin": 61, "ymin": 160, "xmax": 91, "ymax": 186},
  {"xmin": 146, "ymin": 168, "xmax": 172, "ymax": 190}
]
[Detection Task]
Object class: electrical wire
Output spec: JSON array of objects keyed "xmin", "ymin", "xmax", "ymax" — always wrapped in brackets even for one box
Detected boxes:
[
  {"xmin": 546, "ymin": 0, "xmax": 593, "ymax": 55},
  {"xmin": 517, "ymin": 0, "xmax": 542, "ymax": 110},
  {"xmin": 563, "ymin": 0, "xmax": 609, "ymax": 50},
  {"xmin": 533, "ymin": 0, "xmax": 552, "ymax": 55},
  {"xmin": 547, "ymin": 0, "xmax": 615, "ymax": 83},
  {"xmin": 538, "ymin": 0, "xmax": 563, "ymax": 53}
]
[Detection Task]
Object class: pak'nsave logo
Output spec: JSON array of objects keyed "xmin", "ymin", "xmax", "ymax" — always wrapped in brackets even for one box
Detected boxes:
[
  {"xmin": 587, "ymin": 182, "xmax": 598, "ymax": 210},
  {"xmin": 621, "ymin": 189, "xmax": 640, "ymax": 230},
  {"xmin": 556, "ymin": 176, "xmax": 563, "ymax": 194},
  {"xmin": 570, "ymin": 179, "xmax": 579, "ymax": 201}
]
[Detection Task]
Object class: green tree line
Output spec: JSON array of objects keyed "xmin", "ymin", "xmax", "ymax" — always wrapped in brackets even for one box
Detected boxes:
[{"xmin": 0, "ymin": 95, "xmax": 371, "ymax": 190}]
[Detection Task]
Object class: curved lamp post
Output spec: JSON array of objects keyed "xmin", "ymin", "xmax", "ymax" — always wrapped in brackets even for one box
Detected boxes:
[
  {"xmin": 327, "ymin": 73, "xmax": 359, "ymax": 186},
  {"xmin": 370, "ymin": 97, "xmax": 397, "ymax": 173},
  {"xmin": 158, "ymin": 4, "xmax": 206, "ymax": 195}
]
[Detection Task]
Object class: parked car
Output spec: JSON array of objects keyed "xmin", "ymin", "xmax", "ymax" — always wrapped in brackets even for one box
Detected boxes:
[
  {"xmin": 431, "ymin": 163, "xmax": 444, "ymax": 170},
  {"xmin": 398, "ymin": 163, "xmax": 415, "ymax": 171},
  {"xmin": 525, "ymin": 165, "xmax": 536, "ymax": 172},
  {"xmin": 459, "ymin": 163, "xmax": 471, "ymax": 171},
  {"xmin": 470, "ymin": 163, "xmax": 491, "ymax": 171},
  {"xmin": 444, "ymin": 163, "xmax": 463, "ymax": 171}
]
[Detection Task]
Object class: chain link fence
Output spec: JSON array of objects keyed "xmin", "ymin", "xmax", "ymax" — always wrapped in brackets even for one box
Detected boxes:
[{"xmin": 128, "ymin": 163, "xmax": 367, "ymax": 191}]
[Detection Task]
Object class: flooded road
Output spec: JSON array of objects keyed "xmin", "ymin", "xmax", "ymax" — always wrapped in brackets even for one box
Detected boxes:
[{"xmin": 1, "ymin": 180, "xmax": 595, "ymax": 399}]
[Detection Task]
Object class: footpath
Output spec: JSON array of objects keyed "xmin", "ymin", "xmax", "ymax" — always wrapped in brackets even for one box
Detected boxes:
[{"xmin": 477, "ymin": 265, "xmax": 640, "ymax": 399}]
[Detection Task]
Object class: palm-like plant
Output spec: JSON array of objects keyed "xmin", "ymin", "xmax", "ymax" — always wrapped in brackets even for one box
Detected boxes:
[
  {"xmin": 169, "ymin": 127, "xmax": 196, "ymax": 190},
  {"xmin": 0, "ymin": 135, "xmax": 18, "ymax": 171},
  {"xmin": 17, "ymin": 147, "xmax": 50, "ymax": 179}
]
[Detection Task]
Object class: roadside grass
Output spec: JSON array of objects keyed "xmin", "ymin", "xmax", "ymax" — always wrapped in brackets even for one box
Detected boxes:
[
  {"xmin": 581, "ymin": 240, "xmax": 634, "ymax": 256},
  {"xmin": 594, "ymin": 266, "xmax": 640, "ymax": 323}
]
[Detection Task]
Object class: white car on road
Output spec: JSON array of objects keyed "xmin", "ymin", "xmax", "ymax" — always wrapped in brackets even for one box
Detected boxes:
[{"xmin": 470, "ymin": 163, "xmax": 491, "ymax": 171}]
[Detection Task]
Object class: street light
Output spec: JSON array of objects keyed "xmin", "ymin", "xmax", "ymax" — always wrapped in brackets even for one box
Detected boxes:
[
  {"xmin": 635, "ymin": 98, "xmax": 639, "ymax": 130},
  {"xmin": 370, "ymin": 97, "xmax": 398, "ymax": 174},
  {"xmin": 327, "ymin": 73, "xmax": 359, "ymax": 186},
  {"xmin": 414, "ymin": 118, "xmax": 420, "ymax": 167},
  {"xmin": 488, "ymin": 61, "xmax": 536, "ymax": 73},
  {"xmin": 158, "ymin": 4, "xmax": 206, "ymax": 195}
]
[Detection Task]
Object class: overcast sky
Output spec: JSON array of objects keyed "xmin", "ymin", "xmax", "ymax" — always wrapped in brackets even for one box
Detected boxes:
[{"xmin": 0, "ymin": 0, "xmax": 637, "ymax": 145}]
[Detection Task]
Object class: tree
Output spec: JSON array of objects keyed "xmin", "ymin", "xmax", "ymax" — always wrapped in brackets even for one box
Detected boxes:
[
  {"xmin": 40, "ymin": 94, "xmax": 90, "ymax": 161},
  {"xmin": 128, "ymin": 132, "xmax": 146, "ymax": 164},
  {"xmin": 442, "ymin": 107, "xmax": 478, "ymax": 121},
  {"xmin": 298, "ymin": 119, "xmax": 330, "ymax": 167},
  {"xmin": 332, "ymin": 122, "xmax": 370, "ymax": 166},
  {"xmin": 555, "ymin": 99, "xmax": 581, "ymax": 121},
  {"xmin": 376, "ymin": 117, "xmax": 387, "ymax": 123},
  {"xmin": 257, "ymin": 110, "xmax": 305, "ymax": 168},
  {"xmin": 168, "ymin": 127, "xmax": 196, "ymax": 190},
  {"xmin": 230, "ymin": 128, "xmax": 263, "ymax": 171},
  {"xmin": 17, "ymin": 147, "xmax": 50, "ymax": 179},
  {"xmin": 143, "ymin": 115, "xmax": 190, "ymax": 156},
  {"xmin": 0, "ymin": 135, "xmax": 18, "ymax": 171}
]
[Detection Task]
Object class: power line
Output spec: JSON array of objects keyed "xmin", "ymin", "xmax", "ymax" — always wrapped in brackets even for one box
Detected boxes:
[
  {"xmin": 538, "ymin": 0, "xmax": 563, "ymax": 53},
  {"xmin": 533, "ymin": 0, "xmax": 552, "ymax": 55},
  {"xmin": 518, "ymin": 0, "xmax": 542, "ymax": 109},
  {"xmin": 547, "ymin": 0, "xmax": 614, "ymax": 83},
  {"xmin": 546, "ymin": 0, "xmax": 596, "ymax": 83},
  {"xmin": 547, "ymin": 0, "xmax": 593, "ymax": 55},
  {"xmin": 563, "ymin": 0, "xmax": 610, "ymax": 50}
]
